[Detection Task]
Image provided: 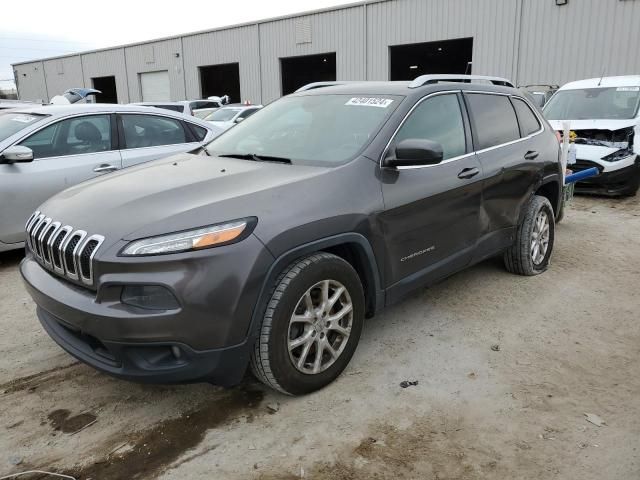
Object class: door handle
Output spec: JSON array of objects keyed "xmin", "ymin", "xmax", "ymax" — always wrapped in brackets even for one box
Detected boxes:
[
  {"xmin": 457, "ymin": 167, "xmax": 480, "ymax": 180},
  {"xmin": 93, "ymin": 164, "xmax": 118, "ymax": 173},
  {"xmin": 524, "ymin": 150, "xmax": 539, "ymax": 160}
]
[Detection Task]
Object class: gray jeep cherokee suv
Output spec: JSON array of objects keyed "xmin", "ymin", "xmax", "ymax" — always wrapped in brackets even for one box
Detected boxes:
[{"xmin": 21, "ymin": 76, "xmax": 562, "ymax": 395}]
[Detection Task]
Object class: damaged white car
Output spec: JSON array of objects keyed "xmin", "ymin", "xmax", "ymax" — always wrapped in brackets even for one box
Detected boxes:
[{"xmin": 544, "ymin": 76, "xmax": 640, "ymax": 196}]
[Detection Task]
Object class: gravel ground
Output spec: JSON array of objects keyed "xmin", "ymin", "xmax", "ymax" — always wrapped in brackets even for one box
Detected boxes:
[{"xmin": 1, "ymin": 195, "xmax": 639, "ymax": 480}]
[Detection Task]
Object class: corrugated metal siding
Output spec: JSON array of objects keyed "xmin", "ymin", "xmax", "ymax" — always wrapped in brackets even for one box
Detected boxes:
[
  {"xmin": 366, "ymin": 0, "xmax": 519, "ymax": 81},
  {"xmin": 14, "ymin": 62, "xmax": 48, "ymax": 102},
  {"xmin": 42, "ymin": 57, "xmax": 84, "ymax": 99},
  {"xmin": 12, "ymin": 0, "xmax": 640, "ymax": 102},
  {"xmin": 182, "ymin": 25, "xmax": 261, "ymax": 102},
  {"xmin": 259, "ymin": 6, "xmax": 366, "ymax": 103},
  {"xmin": 125, "ymin": 38, "xmax": 185, "ymax": 101},
  {"xmin": 517, "ymin": 0, "xmax": 640, "ymax": 86},
  {"xmin": 80, "ymin": 48, "xmax": 129, "ymax": 103}
]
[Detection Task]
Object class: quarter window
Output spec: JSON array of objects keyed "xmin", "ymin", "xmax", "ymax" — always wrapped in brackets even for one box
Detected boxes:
[
  {"xmin": 512, "ymin": 98, "xmax": 541, "ymax": 137},
  {"xmin": 466, "ymin": 94, "xmax": 520, "ymax": 150},
  {"xmin": 394, "ymin": 94, "xmax": 466, "ymax": 160},
  {"xmin": 120, "ymin": 114, "xmax": 187, "ymax": 149},
  {"xmin": 189, "ymin": 123, "xmax": 208, "ymax": 141},
  {"xmin": 19, "ymin": 114, "xmax": 111, "ymax": 159}
]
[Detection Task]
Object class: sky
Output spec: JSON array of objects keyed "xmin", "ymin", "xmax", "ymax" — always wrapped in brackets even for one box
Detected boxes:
[{"xmin": 0, "ymin": 0, "xmax": 355, "ymax": 88}]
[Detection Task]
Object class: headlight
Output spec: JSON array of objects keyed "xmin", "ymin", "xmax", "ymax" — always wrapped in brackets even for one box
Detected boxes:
[{"xmin": 120, "ymin": 218, "xmax": 255, "ymax": 256}]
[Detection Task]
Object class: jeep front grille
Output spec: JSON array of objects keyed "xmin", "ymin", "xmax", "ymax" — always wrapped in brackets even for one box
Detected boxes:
[{"xmin": 25, "ymin": 211, "xmax": 104, "ymax": 287}]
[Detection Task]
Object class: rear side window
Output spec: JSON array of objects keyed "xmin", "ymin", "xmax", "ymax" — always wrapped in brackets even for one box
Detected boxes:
[
  {"xmin": 394, "ymin": 93, "xmax": 466, "ymax": 160},
  {"xmin": 120, "ymin": 114, "xmax": 187, "ymax": 149},
  {"xmin": 188, "ymin": 123, "xmax": 208, "ymax": 141},
  {"xmin": 512, "ymin": 98, "xmax": 541, "ymax": 137},
  {"xmin": 466, "ymin": 94, "xmax": 520, "ymax": 150},
  {"xmin": 151, "ymin": 104, "xmax": 184, "ymax": 113}
]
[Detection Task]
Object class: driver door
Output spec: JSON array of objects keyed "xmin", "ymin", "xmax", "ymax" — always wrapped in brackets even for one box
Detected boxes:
[
  {"xmin": 378, "ymin": 92, "xmax": 483, "ymax": 301},
  {"xmin": 0, "ymin": 114, "xmax": 121, "ymax": 245}
]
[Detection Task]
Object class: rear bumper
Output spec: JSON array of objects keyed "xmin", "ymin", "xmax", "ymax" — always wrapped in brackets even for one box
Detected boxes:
[{"xmin": 572, "ymin": 157, "xmax": 640, "ymax": 196}]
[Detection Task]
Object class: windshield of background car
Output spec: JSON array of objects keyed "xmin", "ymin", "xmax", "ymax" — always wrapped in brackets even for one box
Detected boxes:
[
  {"xmin": 205, "ymin": 94, "xmax": 402, "ymax": 165},
  {"xmin": 0, "ymin": 112, "xmax": 48, "ymax": 143},
  {"xmin": 206, "ymin": 108, "xmax": 242, "ymax": 122},
  {"xmin": 543, "ymin": 86, "xmax": 640, "ymax": 120}
]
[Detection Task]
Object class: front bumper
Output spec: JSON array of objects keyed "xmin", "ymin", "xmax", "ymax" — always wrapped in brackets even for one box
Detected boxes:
[
  {"xmin": 571, "ymin": 157, "xmax": 640, "ymax": 196},
  {"xmin": 20, "ymin": 235, "xmax": 274, "ymax": 385}
]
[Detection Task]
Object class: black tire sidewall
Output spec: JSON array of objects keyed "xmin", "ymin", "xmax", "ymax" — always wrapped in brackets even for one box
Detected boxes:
[{"xmin": 267, "ymin": 257, "xmax": 365, "ymax": 395}]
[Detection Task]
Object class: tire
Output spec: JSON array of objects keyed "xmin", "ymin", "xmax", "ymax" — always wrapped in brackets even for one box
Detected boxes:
[
  {"xmin": 504, "ymin": 195, "xmax": 555, "ymax": 276},
  {"xmin": 250, "ymin": 252, "xmax": 365, "ymax": 395}
]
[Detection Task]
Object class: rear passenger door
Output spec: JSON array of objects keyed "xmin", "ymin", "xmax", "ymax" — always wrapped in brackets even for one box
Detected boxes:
[
  {"xmin": 464, "ymin": 93, "xmax": 542, "ymax": 243},
  {"xmin": 379, "ymin": 92, "xmax": 483, "ymax": 296},
  {"xmin": 118, "ymin": 114, "xmax": 201, "ymax": 168}
]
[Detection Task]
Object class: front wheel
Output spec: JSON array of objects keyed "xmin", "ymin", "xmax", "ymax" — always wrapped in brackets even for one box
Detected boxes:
[
  {"xmin": 504, "ymin": 195, "xmax": 555, "ymax": 276},
  {"xmin": 250, "ymin": 253, "xmax": 365, "ymax": 395}
]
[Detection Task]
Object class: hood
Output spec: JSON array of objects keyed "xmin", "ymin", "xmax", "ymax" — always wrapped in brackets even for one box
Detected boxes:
[
  {"xmin": 547, "ymin": 119, "xmax": 637, "ymax": 131},
  {"xmin": 38, "ymin": 152, "xmax": 329, "ymax": 245}
]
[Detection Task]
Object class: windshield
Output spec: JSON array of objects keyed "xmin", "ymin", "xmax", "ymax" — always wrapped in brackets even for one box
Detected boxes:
[
  {"xmin": 543, "ymin": 87, "xmax": 640, "ymax": 120},
  {"xmin": 0, "ymin": 112, "xmax": 47, "ymax": 143},
  {"xmin": 206, "ymin": 108, "xmax": 242, "ymax": 122},
  {"xmin": 205, "ymin": 94, "xmax": 401, "ymax": 165}
]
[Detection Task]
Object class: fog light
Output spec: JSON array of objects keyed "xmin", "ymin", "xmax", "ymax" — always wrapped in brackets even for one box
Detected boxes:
[{"xmin": 121, "ymin": 285, "xmax": 180, "ymax": 311}]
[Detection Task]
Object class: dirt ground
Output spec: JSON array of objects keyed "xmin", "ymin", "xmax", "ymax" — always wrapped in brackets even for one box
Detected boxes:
[{"xmin": 1, "ymin": 195, "xmax": 639, "ymax": 480}]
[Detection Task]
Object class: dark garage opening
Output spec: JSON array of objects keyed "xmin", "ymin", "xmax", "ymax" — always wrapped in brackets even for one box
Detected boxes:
[
  {"xmin": 200, "ymin": 63, "xmax": 241, "ymax": 103},
  {"xmin": 389, "ymin": 38, "xmax": 473, "ymax": 80},
  {"xmin": 91, "ymin": 76, "xmax": 118, "ymax": 103},
  {"xmin": 281, "ymin": 52, "xmax": 336, "ymax": 96}
]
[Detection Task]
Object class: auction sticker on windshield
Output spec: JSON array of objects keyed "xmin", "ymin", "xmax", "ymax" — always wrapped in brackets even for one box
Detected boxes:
[
  {"xmin": 617, "ymin": 87, "xmax": 639, "ymax": 92},
  {"xmin": 345, "ymin": 97, "xmax": 394, "ymax": 108}
]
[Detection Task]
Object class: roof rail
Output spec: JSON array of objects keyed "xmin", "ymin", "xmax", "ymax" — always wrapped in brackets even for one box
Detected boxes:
[
  {"xmin": 409, "ymin": 75, "xmax": 515, "ymax": 89},
  {"xmin": 294, "ymin": 81, "xmax": 357, "ymax": 92}
]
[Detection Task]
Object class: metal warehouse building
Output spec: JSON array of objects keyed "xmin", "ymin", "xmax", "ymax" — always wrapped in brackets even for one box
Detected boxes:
[{"xmin": 12, "ymin": 0, "xmax": 640, "ymax": 105}]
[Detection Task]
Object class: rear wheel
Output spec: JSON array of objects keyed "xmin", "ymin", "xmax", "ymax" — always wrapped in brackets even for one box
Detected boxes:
[
  {"xmin": 504, "ymin": 195, "xmax": 555, "ymax": 276},
  {"xmin": 250, "ymin": 253, "xmax": 365, "ymax": 395}
]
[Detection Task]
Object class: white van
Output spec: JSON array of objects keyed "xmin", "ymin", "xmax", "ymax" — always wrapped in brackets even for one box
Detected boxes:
[{"xmin": 543, "ymin": 75, "xmax": 640, "ymax": 196}]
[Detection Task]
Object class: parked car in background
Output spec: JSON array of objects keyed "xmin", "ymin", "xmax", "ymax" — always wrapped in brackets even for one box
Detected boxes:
[
  {"xmin": 133, "ymin": 100, "xmax": 223, "ymax": 116},
  {"xmin": 521, "ymin": 85, "xmax": 558, "ymax": 108},
  {"xmin": 0, "ymin": 100, "xmax": 43, "ymax": 111},
  {"xmin": 203, "ymin": 104, "xmax": 263, "ymax": 131},
  {"xmin": 543, "ymin": 75, "xmax": 640, "ymax": 196},
  {"xmin": 0, "ymin": 104, "xmax": 222, "ymax": 252},
  {"xmin": 20, "ymin": 76, "xmax": 562, "ymax": 395},
  {"xmin": 192, "ymin": 107, "xmax": 220, "ymax": 119}
]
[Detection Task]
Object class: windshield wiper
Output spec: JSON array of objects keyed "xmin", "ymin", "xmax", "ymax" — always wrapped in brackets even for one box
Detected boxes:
[{"xmin": 218, "ymin": 153, "xmax": 291, "ymax": 164}]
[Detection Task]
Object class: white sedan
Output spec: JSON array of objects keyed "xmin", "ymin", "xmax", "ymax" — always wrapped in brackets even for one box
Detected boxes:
[{"xmin": 203, "ymin": 104, "xmax": 262, "ymax": 132}]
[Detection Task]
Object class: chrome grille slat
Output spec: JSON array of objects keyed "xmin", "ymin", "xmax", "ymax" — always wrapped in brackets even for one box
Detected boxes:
[{"xmin": 25, "ymin": 211, "xmax": 103, "ymax": 287}]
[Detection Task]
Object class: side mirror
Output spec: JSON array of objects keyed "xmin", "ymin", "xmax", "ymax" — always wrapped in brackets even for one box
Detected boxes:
[
  {"xmin": 383, "ymin": 139, "xmax": 444, "ymax": 168},
  {"xmin": 0, "ymin": 145, "xmax": 34, "ymax": 164},
  {"xmin": 235, "ymin": 117, "xmax": 245, "ymax": 124}
]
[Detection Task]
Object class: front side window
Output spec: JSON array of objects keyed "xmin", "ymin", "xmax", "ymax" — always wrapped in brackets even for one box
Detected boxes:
[
  {"xmin": 19, "ymin": 114, "xmax": 111, "ymax": 159},
  {"xmin": 543, "ymin": 87, "xmax": 640, "ymax": 120},
  {"xmin": 206, "ymin": 94, "xmax": 402, "ymax": 165},
  {"xmin": 0, "ymin": 113, "xmax": 48, "ymax": 143},
  {"xmin": 394, "ymin": 94, "xmax": 466, "ymax": 160},
  {"xmin": 466, "ymin": 94, "xmax": 520, "ymax": 150},
  {"xmin": 512, "ymin": 98, "xmax": 542, "ymax": 137},
  {"xmin": 121, "ymin": 114, "xmax": 187, "ymax": 149}
]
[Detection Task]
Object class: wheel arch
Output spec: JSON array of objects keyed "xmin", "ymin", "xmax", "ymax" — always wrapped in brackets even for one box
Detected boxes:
[
  {"xmin": 534, "ymin": 174, "xmax": 562, "ymax": 217},
  {"xmin": 247, "ymin": 233, "xmax": 384, "ymax": 342}
]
